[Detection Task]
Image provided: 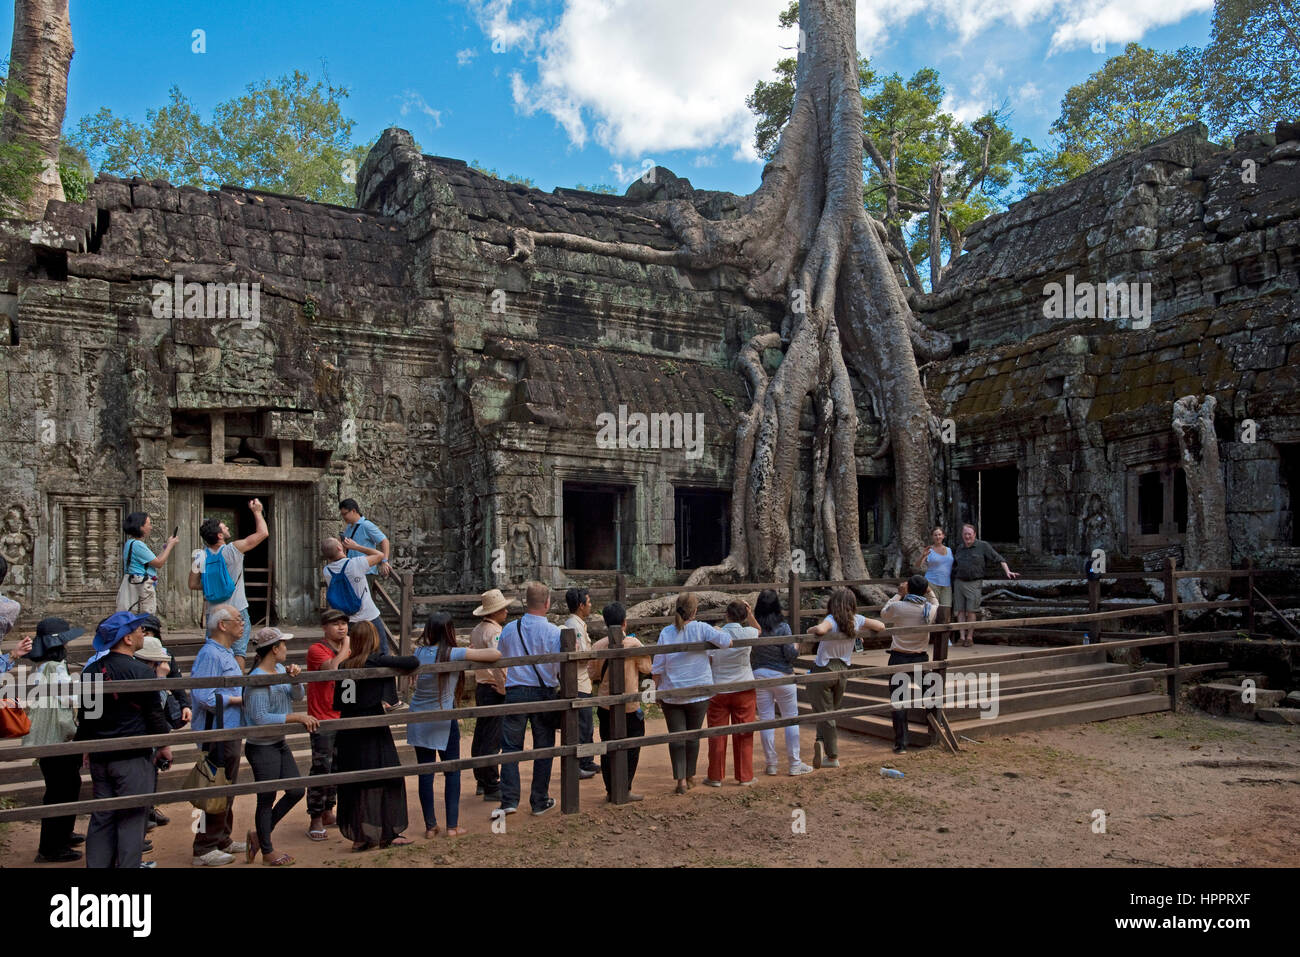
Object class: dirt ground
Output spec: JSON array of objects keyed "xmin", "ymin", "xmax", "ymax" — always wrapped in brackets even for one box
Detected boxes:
[{"xmin": 3, "ymin": 710, "xmax": 1296, "ymax": 868}]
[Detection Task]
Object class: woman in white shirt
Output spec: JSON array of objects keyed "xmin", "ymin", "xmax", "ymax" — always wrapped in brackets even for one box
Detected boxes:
[
  {"xmin": 651, "ymin": 592, "xmax": 734, "ymax": 795},
  {"xmin": 805, "ymin": 587, "xmax": 884, "ymax": 768},
  {"xmin": 705, "ymin": 599, "xmax": 760, "ymax": 786}
]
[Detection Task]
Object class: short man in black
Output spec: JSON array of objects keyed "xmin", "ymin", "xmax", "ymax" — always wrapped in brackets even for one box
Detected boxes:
[
  {"xmin": 77, "ymin": 611, "xmax": 174, "ymax": 868},
  {"xmin": 951, "ymin": 523, "xmax": 1019, "ymax": 647}
]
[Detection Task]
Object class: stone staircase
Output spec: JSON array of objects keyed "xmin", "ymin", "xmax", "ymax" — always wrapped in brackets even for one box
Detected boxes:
[{"xmin": 795, "ymin": 643, "xmax": 1171, "ymax": 747}]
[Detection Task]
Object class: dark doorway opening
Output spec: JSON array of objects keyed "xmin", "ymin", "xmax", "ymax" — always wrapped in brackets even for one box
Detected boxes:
[
  {"xmin": 563, "ymin": 483, "xmax": 630, "ymax": 570},
  {"xmin": 1281, "ymin": 445, "xmax": 1300, "ymax": 546},
  {"xmin": 857, "ymin": 477, "xmax": 893, "ymax": 546},
  {"xmin": 202, "ymin": 493, "xmax": 273, "ymax": 625},
  {"xmin": 675, "ymin": 488, "xmax": 729, "ymax": 570},
  {"xmin": 1137, "ymin": 471, "xmax": 1164, "ymax": 535},
  {"xmin": 958, "ymin": 465, "xmax": 1020, "ymax": 543}
]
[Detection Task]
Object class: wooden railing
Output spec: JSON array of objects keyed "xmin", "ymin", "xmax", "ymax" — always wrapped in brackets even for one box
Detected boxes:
[{"xmin": 0, "ymin": 564, "xmax": 1255, "ymax": 825}]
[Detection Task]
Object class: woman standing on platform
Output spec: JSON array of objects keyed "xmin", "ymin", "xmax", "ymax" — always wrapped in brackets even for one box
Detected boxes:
[
  {"xmin": 919, "ymin": 527, "xmax": 954, "ymax": 647},
  {"xmin": 408, "ymin": 611, "xmax": 500, "ymax": 837},
  {"xmin": 331, "ymin": 620, "xmax": 419, "ymax": 851},
  {"xmin": 116, "ymin": 512, "xmax": 178, "ymax": 614}
]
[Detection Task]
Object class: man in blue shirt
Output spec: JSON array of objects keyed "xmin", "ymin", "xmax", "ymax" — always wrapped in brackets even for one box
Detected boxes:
[
  {"xmin": 339, "ymin": 498, "xmax": 391, "ymax": 578},
  {"xmin": 495, "ymin": 582, "xmax": 564, "ymax": 817},
  {"xmin": 189, "ymin": 604, "xmax": 248, "ymax": 866}
]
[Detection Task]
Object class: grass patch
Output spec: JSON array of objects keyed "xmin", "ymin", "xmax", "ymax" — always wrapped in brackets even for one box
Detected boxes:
[
  {"xmin": 1098, "ymin": 712, "xmax": 1248, "ymax": 742},
  {"xmin": 845, "ymin": 786, "xmax": 941, "ymax": 815}
]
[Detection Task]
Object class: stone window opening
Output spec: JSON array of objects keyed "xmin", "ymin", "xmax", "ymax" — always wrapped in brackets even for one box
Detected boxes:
[
  {"xmin": 1127, "ymin": 464, "xmax": 1188, "ymax": 547},
  {"xmin": 674, "ymin": 488, "xmax": 729, "ymax": 570},
  {"xmin": 1280, "ymin": 444, "xmax": 1300, "ymax": 547},
  {"xmin": 857, "ymin": 477, "xmax": 894, "ymax": 546},
  {"xmin": 562, "ymin": 482, "xmax": 631, "ymax": 571}
]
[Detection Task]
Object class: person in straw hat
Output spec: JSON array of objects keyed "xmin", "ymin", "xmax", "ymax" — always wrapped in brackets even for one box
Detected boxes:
[
  {"xmin": 241, "ymin": 627, "xmax": 319, "ymax": 865},
  {"xmin": 469, "ymin": 588, "xmax": 510, "ymax": 801}
]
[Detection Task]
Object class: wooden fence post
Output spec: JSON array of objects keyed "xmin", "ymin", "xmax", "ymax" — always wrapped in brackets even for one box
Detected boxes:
[
  {"xmin": 788, "ymin": 570, "xmax": 801, "ymax": 635},
  {"xmin": 1164, "ymin": 558, "xmax": 1180, "ymax": 712},
  {"xmin": 559, "ymin": 626, "xmax": 580, "ymax": 814},
  {"xmin": 399, "ymin": 571, "xmax": 414, "ymax": 659},
  {"xmin": 615, "ymin": 572, "xmax": 627, "ymax": 607},
  {"xmin": 607, "ymin": 623, "xmax": 629, "ymax": 804},
  {"xmin": 1246, "ymin": 558, "xmax": 1256, "ymax": 636}
]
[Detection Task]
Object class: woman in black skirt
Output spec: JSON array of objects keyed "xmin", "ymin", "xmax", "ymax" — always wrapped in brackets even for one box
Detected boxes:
[{"xmin": 330, "ymin": 619, "xmax": 419, "ymax": 851}]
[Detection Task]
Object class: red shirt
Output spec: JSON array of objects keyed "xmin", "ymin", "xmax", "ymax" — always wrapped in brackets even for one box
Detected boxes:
[{"xmin": 306, "ymin": 640, "xmax": 341, "ymax": 721}]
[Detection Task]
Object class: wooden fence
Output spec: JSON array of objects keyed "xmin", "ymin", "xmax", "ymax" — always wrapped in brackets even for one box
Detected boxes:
[{"xmin": 0, "ymin": 558, "xmax": 1258, "ymax": 825}]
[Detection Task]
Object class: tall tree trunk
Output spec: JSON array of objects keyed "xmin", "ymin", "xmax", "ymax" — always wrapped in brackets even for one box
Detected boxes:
[
  {"xmin": 0, "ymin": 0, "xmax": 73, "ymax": 220},
  {"xmin": 515, "ymin": 0, "xmax": 948, "ymax": 584}
]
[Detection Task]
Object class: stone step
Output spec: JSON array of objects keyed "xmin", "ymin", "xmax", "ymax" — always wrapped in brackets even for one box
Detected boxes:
[
  {"xmin": 1187, "ymin": 681, "xmax": 1287, "ymax": 719},
  {"xmin": 947, "ymin": 693, "xmax": 1171, "ymax": 738}
]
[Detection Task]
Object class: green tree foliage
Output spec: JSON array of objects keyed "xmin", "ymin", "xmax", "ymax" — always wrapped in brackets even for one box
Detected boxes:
[
  {"xmin": 1028, "ymin": 43, "xmax": 1200, "ymax": 190},
  {"xmin": 1195, "ymin": 0, "xmax": 1299, "ymax": 138},
  {"xmin": 747, "ymin": 3, "xmax": 1031, "ymax": 290},
  {"xmin": 570, "ymin": 182, "xmax": 619, "ymax": 194},
  {"xmin": 468, "ymin": 158, "xmax": 536, "ymax": 188},
  {"xmin": 70, "ymin": 71, "xmax": 371, "ymax": 206}
]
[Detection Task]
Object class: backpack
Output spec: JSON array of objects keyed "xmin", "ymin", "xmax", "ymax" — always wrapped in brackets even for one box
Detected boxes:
[
  {"xmin": 201, "ymin": 547, "xmax": 239, "ymax": 604},
  {"xmin": 326, "ymin": 561, "xmax": 363, "ymax": 615}
]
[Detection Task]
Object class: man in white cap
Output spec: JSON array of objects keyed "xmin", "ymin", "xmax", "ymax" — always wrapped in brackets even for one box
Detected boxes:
[{"xmin": 469, "ymin": 588, "xmax": 510, "ymax": 801}]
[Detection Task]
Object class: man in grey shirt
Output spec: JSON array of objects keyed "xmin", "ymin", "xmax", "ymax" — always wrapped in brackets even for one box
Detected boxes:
[
  {"xmin": 951, "ymin": 523, "xmax": 1018, "ymax": 647},
  {"xmin": 188, "ymin": 498, "xmax": 269, "ymax": 668}
]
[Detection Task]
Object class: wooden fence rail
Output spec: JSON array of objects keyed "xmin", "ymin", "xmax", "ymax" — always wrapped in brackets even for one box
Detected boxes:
[{"xmin": 0, "ymin": 560, "xmax": 1266, "ymax": 824}]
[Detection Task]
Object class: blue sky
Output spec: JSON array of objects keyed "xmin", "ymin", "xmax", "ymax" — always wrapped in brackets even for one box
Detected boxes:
[{"xmin": 3, "ymin": 0, "xmax": 1216, "ymax": 197}]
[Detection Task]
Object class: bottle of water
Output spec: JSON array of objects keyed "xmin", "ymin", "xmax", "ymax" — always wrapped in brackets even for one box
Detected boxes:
[
  {"xmin": 880, "ymin": 768, "xmax": 904, "ymax": 780},
  {"xmin": 1083, "ymin": 632, "xmax": 1091, "ymax": 645}
]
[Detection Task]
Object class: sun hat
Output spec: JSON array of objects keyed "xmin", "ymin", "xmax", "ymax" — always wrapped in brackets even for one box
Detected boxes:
[
  {"xmin": 135, "ymin": 635, "xmax": 170, "ymax": 663},
  {"xmin": 30, "ymin": 617, "xmax": 86, "ymax": 660},
  {"xmin": 92, "ymin": 611, "xmax": 152, "ymax": 653},
  {"xmin": 473, "ymin": 588, "xmax": 511, "ymax": 617}
]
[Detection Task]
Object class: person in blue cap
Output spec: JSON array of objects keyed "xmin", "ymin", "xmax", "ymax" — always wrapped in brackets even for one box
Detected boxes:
[{"xmin": 76, "ymin": 611, "xmax": 174, "ymax": 869}]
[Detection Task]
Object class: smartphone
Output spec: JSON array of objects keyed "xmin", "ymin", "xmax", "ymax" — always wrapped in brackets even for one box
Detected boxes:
[{"xmin": 172, "ymin": 526, "xmax": 179, "ymax": 538}]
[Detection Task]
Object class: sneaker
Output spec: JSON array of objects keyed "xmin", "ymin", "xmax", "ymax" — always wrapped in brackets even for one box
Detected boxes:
[
  {"xmin": 822, "ymin": 758, "xmax": 841, "ymax": 769},
  {"xmin": 497, "ymin": 805, "xmax": 518, "ymax": 816},
  {"xmin": 893, "ymin": 744, "xmax": 907, "ymax": 754},
  {"xmin": 146, "ymin": 819, "xmax": 157, "ymax": 832},
  {"xmin": 192, "ymin": 849, "xmax": 236, "ymax": 866},
  {"xmin": 531, "ymin": 798, "xmax": 556, "ymax": 816},
  {"xmin": 149, "ymin": 808, "xmax": 169, "ymax": 826},
  {"xmin": 813, "ymin": 741, "xmax": 823, "ymax": 769},
  {"xmin": 737, "ymin": 779, "xmax": 754, "ymax": 787},
  {"xmin": 578, "ymin": 767, "xmax": 598, "ymax": 780},
  {"xmin": 703, "ymin": 779, "xmax": 722, "ymax": 788},
  {"xmin": 34, "ymin": 849, "xmax": 82, "ymax": 863},
  {"xmin": 765, "ymin": 764, "xmax": 779, "ymax": 776},
  {"xmin": 140, "ymin": 862, "xmax": 157, "ymax": 869},
  {"xmin": 788, "ymin": 762, "xmax": 814, "ymax": 776},
  {"xmin": 68, "ymin": 833, "xmax": 86, "ymax": 846},
  {"xmin": 626, "ymin": 792, "xmax": 645, "ymax": 802},
  {"xmin": 222, "ymin": 840, "xmax": 248, "ymax": 854}
]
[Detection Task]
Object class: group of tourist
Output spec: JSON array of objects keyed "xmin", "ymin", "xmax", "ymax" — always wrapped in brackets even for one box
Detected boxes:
[{"xmin": 0, "ymin": 506, "xmax": 1021, "ymax": 867}]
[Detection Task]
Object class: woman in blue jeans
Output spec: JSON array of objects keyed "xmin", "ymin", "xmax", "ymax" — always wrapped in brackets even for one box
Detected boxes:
[{"xmin": 409, "ymin": 611, "xmax": 501, "ymax": 837}]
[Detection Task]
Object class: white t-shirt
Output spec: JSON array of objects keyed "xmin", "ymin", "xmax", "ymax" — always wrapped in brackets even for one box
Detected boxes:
[
  {"xmin": 814, "ymin": 613, "xmax": 866, "ymax": 667},
  {"xmin": 710, "ymin": 623, "xmax": 755, "ymax": 685},
  {"xmin": 322, "ymin": 555, "xmax": 380, "ymax": 622}
]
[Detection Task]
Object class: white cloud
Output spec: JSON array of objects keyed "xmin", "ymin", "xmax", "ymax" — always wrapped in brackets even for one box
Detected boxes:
[
  {"xmin": 398, "ymin": 90, "xmax": 443, "ymax": 128},
  {"xmin": 692, "ymin": 154, "xmax": 718, "ymax": 168},
  {"xmin": 476, "ymin": 0, "xmax": 1210, "ymax": 159},
  {"xmin": 456, "ymin": 48, "xmax": 478, "ymax": 67}
]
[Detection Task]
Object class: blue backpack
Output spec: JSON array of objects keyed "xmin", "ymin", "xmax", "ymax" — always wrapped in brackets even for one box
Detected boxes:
[
  {"xmin": 326, "ymin": 562, "xmax": 363, "ymax": 615},
  {"xmin": 201, "ymin": 547, "xmax": 239, "ymax": 604}
]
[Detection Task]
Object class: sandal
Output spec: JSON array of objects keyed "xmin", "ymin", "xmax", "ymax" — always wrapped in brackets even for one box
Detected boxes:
[
  {"xmin": 245, "ymin": 829, "xmax": 259, "ymax": 864},
  {"xmin": 263, "ymin": 853, "xmax": 295, "ymax": 866},
  {"xmin": 307, "ymin": 827, "xmax": 328, "ymax": 842},
  {"xmin": 445, "ymin": 826, "xmax": 466, "ymax": 837},
  {"xmin": 352, "ymin": 841, "xmax": 374, "ymax": 852},
  {"xmin": 383, "ymin": 835, "xmax": 414, "ymax": 847},
  {"xmin": 424, "ymin": 825, "xmax": 441, "ymax": 839},
  {"xmin": 674, "ymin": 781, "xmax": 688, "ymax": 795}
]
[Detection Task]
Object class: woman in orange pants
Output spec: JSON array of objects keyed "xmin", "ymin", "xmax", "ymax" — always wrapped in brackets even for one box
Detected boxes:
[{"xmin": 705, "ymin": 600, "xmax": 758, "ymax": 786}]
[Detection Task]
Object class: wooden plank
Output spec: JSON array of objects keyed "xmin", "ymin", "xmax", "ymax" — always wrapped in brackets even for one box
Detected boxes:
[
  {"xmin": 559, "ymin": 626, "xmax": 580, "ymax": 814},
  {"xmin": 608, "ymin": 624, "xmax": 629, "ymax": 804}
]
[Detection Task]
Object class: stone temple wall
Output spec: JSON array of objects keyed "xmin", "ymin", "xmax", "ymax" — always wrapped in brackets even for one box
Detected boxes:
[
  {"xmin": 0, "ymin": 121, "xmax": 1296, "ymax": 627},
  {"xmin": 916, "ymin": 123, "xmax": 1300, "ymax": 571}
]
